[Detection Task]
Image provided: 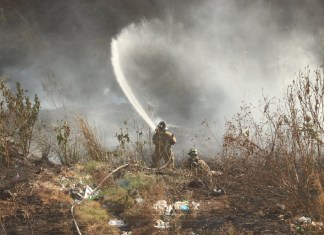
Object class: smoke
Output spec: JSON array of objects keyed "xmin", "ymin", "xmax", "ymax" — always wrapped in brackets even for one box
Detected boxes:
[
  {"xmin": 1, "ymin": 0, "xmax": 323, "ymax": 151},
  {"xmin": 113, "ymin": 0, "xmax": 323, "ymax": 133}
]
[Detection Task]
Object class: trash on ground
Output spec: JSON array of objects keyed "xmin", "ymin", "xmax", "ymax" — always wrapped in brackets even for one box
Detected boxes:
[
  {"xmin": 276, "ymin": 204, "xmax": 286, "ymax": 210},
  {"xmin": 135, "ymin": 196, "xmax": 144, "ymax": 204},
  {"xmin": 191, "ymin": 201, "xmax": 200, "ymax": 210},
  {"xmin": 211, "ymin": 170, "xmax": 223, "ymax": 176},
  {"xmin": 188, "ymin": 231, "xmax": 199, "ymax": 235},
  {"xmin": 69, "ymin": 184, "xmax": 84, "ymax": 201},
  {"xmin": 153, "ymin": 200, "xmax": 168, "ymax": 212},
  {"xmin": 298, "ymin": 216, "xmax": 311, "ymax": 224},
  {"xmin": 84, "ymin": 185, "xmax": 93, "ymax": 199},
  {"xmin": 311, "ymin": 221, "xmax": 324, "ymax": 228},
  {"xmin": 174, "ymin": 201, "xmax": 189, "ymax": 211},
  {"xmin": 163, "ymin": 205, "xmax": 174, "ymax": 221},
  {"xmin": 211, "ymin": 187, "xmax": 225, "ymax": 196},
  {"xmin": 121, "ymin": 231, "xmax": 132, "ymax": 235},
  {"xmin": 47, "ymin": 149, "xmax": 62, "ymax": 165},
  {"xmin": 154, "ymin": 219, "xmax": 170, "ymax": 229},
  {"xmin": 180, "ymin": 204, "xmax": 189, "ymax": 212},
  {"xmin": 108, "ymin": 219, "xmax": 126, "ymax": 227},
  {"xmin": 133, "ymin": 190, "xmax": 144, "ymax": 204},
  {"xmin": 69, "ymin": 184, "xmax": 101, "ymax": 201}
]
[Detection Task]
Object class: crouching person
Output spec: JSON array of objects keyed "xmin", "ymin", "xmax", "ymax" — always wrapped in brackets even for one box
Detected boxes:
[{"xmin": 187, "ymin": 148, "xmax": 213, "ymax": 184}]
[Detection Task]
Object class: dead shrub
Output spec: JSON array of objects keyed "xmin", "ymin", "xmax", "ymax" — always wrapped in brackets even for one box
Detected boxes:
[
  {"xmin": 222, "ymin": 67, "xmax": 324, "ymax": 218},
  {"xmin": 76, "ymin": 115, "xmax": 107, "ymax": 161}
]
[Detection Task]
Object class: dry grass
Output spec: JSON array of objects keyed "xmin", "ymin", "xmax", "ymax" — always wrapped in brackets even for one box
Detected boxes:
[
  {"xmin": 218, "ymin": 222, "xmax": 247, "ymax": 235},
  {"xmin": 75, "ymin": 200, "xmax": 119, "ymax": 235},
  {"xmin": 76, "ymin": 115, "xmax": 107, "ymax": 161},
  {"xmin": 221, "ymin": 67, "xmax": 324, "ymax": 220}
]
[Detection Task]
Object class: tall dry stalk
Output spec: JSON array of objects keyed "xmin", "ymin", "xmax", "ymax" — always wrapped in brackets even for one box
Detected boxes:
[
  {"xmin": 76, "ymin": 115, "xmax": 106, "ymax": 161},
  {"xmin": 222, "ymin": 67, "xmax": 324, "ymax": 218}
]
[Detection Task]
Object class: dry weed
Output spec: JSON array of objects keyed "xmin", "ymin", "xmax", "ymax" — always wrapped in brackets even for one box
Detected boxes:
[
  {"xmin": 75, "ymin": 200, "xmax": 119, "ymax": 235},
  {"xmin": 76, "ymin": 115, "xmax": 107, "ymax": 161},
  {"xmin": 222, "ymin": 67, "xmax": 324, "ymax": 219}
]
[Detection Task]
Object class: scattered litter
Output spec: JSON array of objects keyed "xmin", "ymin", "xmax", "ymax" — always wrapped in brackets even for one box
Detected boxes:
[
  {"xmin": 154, "ymin": 219, "xmax": 170, "ymax": 229},
  {"xmin": 69, "ymin": 184, "xmax": 101, "ymax": 201},
  {"xmin": 163, "ymin": 205, "xmax": 174, "ymax": 221},
  {"xmin": 133, "ymin": 190, "xmax": 144, "ymax": 204},
  {"xmin": 174, "ymin": 201, "xmax": 189, "ymax": 211},
  {"xmin": 188, "ymin": 232, "xmax": 199, "ymax": 235},
  {"xmin": 298, "ymin": 216, "xmax": 311, "ymax": 224},
  {"xmin": 191, "ymin": 201, "xmax": 200, "ymax": 210},
  {"xmin": 47, "ymin": 150, "xmax": 62, "ymax": 165},
  {"xmin": 108, "ymin": 219, "xmax": 126, "ymax": 227},
  {"xmin": 152, "ymin": 199, "xmax": 195, "ymax": 228},
  {"xmin": 69, "ymin": 184, "xmax": 84, "ymax": 201},
  {"xmin": 211, "ymin": 171, "xmax": 223, "ymax": 176},
  {"xmin": 153, "ymin": 200, "xmax": 168, "ymax": 212},
  {"xmin": 211, "ymin": 187, "xmax": 225, "ymax": 196},
  {"xmin": 121, "ymin": 232, "xmax": 132, "ymax": 235},
  {"xmin": 135, "ymin": 196, "xmax": 144, "ymax": 204},
  {"xmin": 311, "ymin": 221, "xmax": 324, "ymax": 228},
  {"xmin": 276, "ymin": 204, "xmax": 286, "ymax": 210},
  {"xmin": 84, "ymin": 185, "xmax": 93, "ymax": 199},
  {"xmin": 180, "ymin": 204, "xmax": 189, "ymax": 212},
  {"xmin": 154, "ymin": 200, "xmax": 194, "ymax": 214}
]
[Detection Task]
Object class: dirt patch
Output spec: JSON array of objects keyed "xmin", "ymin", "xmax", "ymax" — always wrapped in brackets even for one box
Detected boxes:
[{"xmin": 0, "ymin": 157, "xmax": 74, "ymax": 234}]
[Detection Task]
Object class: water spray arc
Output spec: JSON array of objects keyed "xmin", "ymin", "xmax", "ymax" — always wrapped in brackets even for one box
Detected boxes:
[{"xmin": 111, "ymin": 39, "xmax": 156, "ymax": 130}]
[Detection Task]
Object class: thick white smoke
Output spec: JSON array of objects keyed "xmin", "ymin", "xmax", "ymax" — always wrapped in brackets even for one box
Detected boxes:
[
  {"xmin": 111, "ymin": 15, "xmax": 319, "ymax": 130},
  {"xmin": 1, "ymin": 0, "xmax": 323, "ymax": 153}
]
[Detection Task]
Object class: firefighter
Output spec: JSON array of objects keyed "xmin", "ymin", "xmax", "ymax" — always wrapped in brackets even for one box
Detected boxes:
[
  {"xmin": 187, "ymin": 148, "xmax": 213, "ymax": 183},
  {"xmin": 152, "ymin": 121, "xmax": 176, "ymax": 169}
]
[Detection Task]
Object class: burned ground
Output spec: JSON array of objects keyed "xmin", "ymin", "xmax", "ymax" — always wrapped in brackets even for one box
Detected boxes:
[{"xmin": 1, "ymin": 153, "xmax": 319, "ymax": 235}]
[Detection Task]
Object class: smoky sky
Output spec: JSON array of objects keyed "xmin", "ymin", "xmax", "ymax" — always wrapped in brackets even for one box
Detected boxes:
[
  {"xmin": 114, "ymin": 0, "xmax": 324, "ymax": 129},
  {"xmin": 0, "ymin": 0, "xmax": 324, "ymax": 150}
]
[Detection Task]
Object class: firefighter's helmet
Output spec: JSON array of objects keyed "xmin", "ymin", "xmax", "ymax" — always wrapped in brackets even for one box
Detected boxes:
[
  {"xmin": 188, "ymin": 148, "xmax": 198, "ymax": 156},
  {"xmin": 157, "ymin": 121, "xmax": 167, "ymax": 130}
]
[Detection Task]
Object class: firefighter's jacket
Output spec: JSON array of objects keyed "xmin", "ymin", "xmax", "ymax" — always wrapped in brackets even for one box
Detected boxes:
[
  {"xmin": 152, "ymin": 130, "xmax": 176, "ymax": 158},
  {"xmin": 189, "ymin": 158, "xmax": 212, "ymax": 181}
]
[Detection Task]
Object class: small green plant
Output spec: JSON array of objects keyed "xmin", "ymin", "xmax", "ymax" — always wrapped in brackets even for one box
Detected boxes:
[
  {"xmin": 114, "ymin": 118, "xmax": 152, "ymax": 165},
  {"xmin": 55, "ymin": 120, "xmax": 70, "ymax": 159},
  {"xmin": 54, "ymin": 119, "xmax": 84, "ymax": 164},
  {"xmin": 114, "ymin": 120, "xmax": 131, "ymax": 163},
  {"xmin": 0, "ymin": 77, "xmax": 40, "ymax": 159}
]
